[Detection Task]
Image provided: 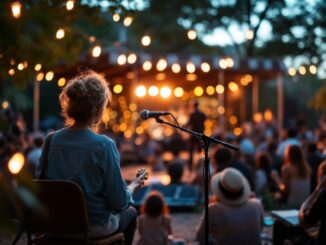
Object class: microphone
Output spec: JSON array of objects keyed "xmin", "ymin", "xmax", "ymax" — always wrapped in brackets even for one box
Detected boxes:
[{"xmin": 140, "ymin": 110, "xmax": 170, "ymax": 120}]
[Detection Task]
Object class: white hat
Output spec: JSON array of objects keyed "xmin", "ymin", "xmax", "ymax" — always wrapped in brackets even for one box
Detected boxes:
[{"xmin": 211, "ymin": 168, "xmax": 250, "ymax": 206}]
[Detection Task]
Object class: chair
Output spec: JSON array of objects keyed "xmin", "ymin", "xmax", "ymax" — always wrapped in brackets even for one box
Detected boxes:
[{"xmin": 17, "ymin": 180, "xmax": 124, "ymax": 245}]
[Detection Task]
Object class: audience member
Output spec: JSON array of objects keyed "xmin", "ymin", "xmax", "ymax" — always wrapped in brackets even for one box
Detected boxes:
[
  {"xmin": 26, "ymin": 133, "xmax": 44, "ymax": 176},
  {"xmin": 277, "ymin": 128, "xmax": 301, "ymax": 158},
  {"xmin": 195, "ymin": 168, "xmax": 264, "ymax": 245},
  {"xmin": 137, "ymin": 191, "xmax": 185, "ymax": 245},
  {"xmin": 167, "ymin": 160, "xmax": 185, "ymax": 185},
  {"xmin": 306, "ymin": 142, "xmax": 324, "ymax": 193},
  {"xmin": 281, "ymin": 145, "xmax": 311, "ymax": 207}
]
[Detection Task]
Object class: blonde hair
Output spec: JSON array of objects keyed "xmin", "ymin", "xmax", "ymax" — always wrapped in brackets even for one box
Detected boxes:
[{"xmin": 59, "ymin": 71, "xmax": 111, "ymax": 126}]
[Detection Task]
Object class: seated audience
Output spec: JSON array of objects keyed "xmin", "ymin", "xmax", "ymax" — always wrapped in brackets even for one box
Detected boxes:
[
  {"xmin": 281, "ymin": 145, "xmax": 311, "ymax": 207},
  {"xmin": 167, "ymin": 160, "xmax": 185, "ymax": 185},
  {"xmin": 195, "ymin": 168, "xmax": 264, "ymax": 245},
  {"xmin": 26, "ymin": 133, "xmax": 44, "ymax": 176},
  {"xmin": 137, "ymin": 191, "xmax": 185, "ymax": 245}
]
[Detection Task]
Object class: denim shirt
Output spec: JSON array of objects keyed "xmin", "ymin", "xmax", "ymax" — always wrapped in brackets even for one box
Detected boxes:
[{"xmin": 37, "ymin": 128, "xmax": 133, "ymax": 229}]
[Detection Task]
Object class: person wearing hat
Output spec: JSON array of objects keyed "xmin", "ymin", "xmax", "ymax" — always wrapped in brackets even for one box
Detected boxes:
[{"xmin": 195, "ymin": 168, "xmax": 264, "ymax": 245}]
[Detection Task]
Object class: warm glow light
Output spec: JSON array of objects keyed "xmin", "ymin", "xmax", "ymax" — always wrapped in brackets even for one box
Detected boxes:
[
  {"xmin": 112, "ymin": 13, "xmax": 120, "ymax": 22},
  {"xmin": 218, "ymin": 106, "xmax": 225, "ymax": 114},
  {"xmin": 186, "ymin": 74, "xmax": 197, "ymax": 81},
  {"xmin": 11, "ymin": 1, "xmax": 22, "ymax": 18},
  {"xmin": 194, "ymin": 86, "xmax": 204, "ymax": 97},
  {"xmin": 92, "ymin": 45, "xmax": 102, "ymax": 57},
  {"xmin": 8, "ymin": 69, "xmax": 15, "ymax": 76},
  {"xmin": 36, "ymin": 72, "xmax": 44, "ymax": 81},
  {"xmin": 34, "ymin": 64, "xmax": 42, "ymax": 71},
  {"xmin": 234, "ymin": 127, "xmax": 242, "ymax": 136},
  {"xmin": 219, "ymin": 59, "xmax": 227, "ymax": 69},
  {"xmin": 8, "ymin": 153, "xmax": 25, "ymax": 174},
  {"xmin": 246, "ymin": 29, "xmax": 254, "ymax": 40},
  {"xmin": 171, "ymin": 63, "xmax": 181, "ymax": 73},
  {"xmin": 141, "ymin": 35, "xmax": 151, "ymax": 46},
  {"xmin": 288, "ymin": 67, "xmax": 296, "ymax": 76},
  {"xmin": 156, "ymin": 59, "xmax": 167, "ymax": 71},
  {"xmin": 160, "ymin": 87, "xmax": 171, "ymax": 98},
  {"xmin": 2, "ymin": 101, "xmax": 9, "ymax": 110},
  {"xmin": 206, "ymin": 86, "xmax": 215, "ymax": 95},
  {"xmin": 155, "ymin": 73, "xmax": 166, "ymax": 80},
  {"xmin": 148, "ymin": 86, "xmax": 159, "ymax": 96},
  {"xmin": 136, "ymin": 126, "xmax": 144, "ymax": 134},
  {"xmin": 201, "ymin": 62, "xmax": 210, "ymax": 72},
  {"xmin": 129, "ymin": 103, "xmax": 137, "ymax": 111},
  {"xmin": 299, "ymin": 66, "xmax": 306, "ymax": 75},
  {"xmin": 253, "ymin": 112, "xmax": 263, "ymax": 123},
  {"xmin": 117, "ymin": 54, "xmax": 127, "ymax": 65},
  {"xmin": 229, "ymin": 115, "xmax": 238, "ymax": 125},
  {"xmin": 127, "ymin": 53, "xmax": 137, "ymax": 64},
  {"xmin": 226, "ymin": 57, "xmax": 234, "ymax": 68},
  {"xmin": 56, "ymin": 29, "xmax": 65, "ymax": 39},
  {"xmin": 216, "ymin": 84, "xmax": 225, "ymax": 94},
  {"xmin": 135, "ymin": 85, "xmax": 146, "ymax": 97},
  {"xmin": 187, "ymin": 29, "xmax": 197, "ymax": 40},
  {"xmin": 66, "ymin": 0, "xmax": 74, "ymax": 11},
  {"xmin": 143, "ymin": 61, "xmax": 152, "ymax": 71},
  {"xmin": 113, "ymin": 84, "xmax": 123, "ymax": 94},
  {"xmin": 186, "ymin": 62, "xmax": 196, "ymax": 73},
  {"xmin": 17, "ymin": 63, "xmax": 24, "ymax": 71},
  {"xmin": 45, "ymin": 71, "xmax": 54, "ymax": 81},
  {"xmin": 23, "ymin": 61, "xmax": 28, "ymax": 68},
  {"xmin": 228, "ymin": 82, "xmax": 239, "ymax": 92},
  {"xmin": 309, "ymin": 65, "xmax": 317, "ymax": 74},
  {"xmin": 174, "ymin": 87, "xmax": 184, "ymax": 97},
  {"xmin": 240, "ymin": 74, "xmax": 253, "ymax": 86},
  {"xmin": 123, "ymin": 16, "xmax": 133, "ymax": 26},
  {"xmin": 57, "ymin": 78, "xmax": 66, "ymax": 87},
  {"xmin": 264, "ymin": 109, "xmax": 273, "ymax": 122}
]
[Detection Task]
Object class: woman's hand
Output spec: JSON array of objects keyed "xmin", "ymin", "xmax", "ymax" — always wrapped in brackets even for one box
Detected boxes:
[{"xmin": 128, "ymin": 169, "xmax": 148, "ymax": 193}]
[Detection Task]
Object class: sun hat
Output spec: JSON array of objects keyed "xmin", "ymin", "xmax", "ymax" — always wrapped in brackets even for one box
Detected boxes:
[{"xmin": 211, "ymin": 167, "xmax": 250, "ymax": 206}]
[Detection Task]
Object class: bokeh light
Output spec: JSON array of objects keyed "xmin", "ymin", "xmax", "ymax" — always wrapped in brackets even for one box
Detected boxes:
[
  {"xmin": 45, "ymin": 71, "xmax": 54, "ymax": 81},
  {"xmin": 148, "ymin": 86, "xmax": 159, "ymax": 96},
  {"xmin": 309, "ymin": 65, "xmax": 317, "ymax": 74},
  {"xmin": 36, "ymin": 72, "xmax": 44, "ymax": 81},
  {"xmin": 135, "ymin": 85, "xmax": 146, "ymax": 97},
  {"xmin": 56, "ymin": 28, "xmax": 65, "ymax": 39},
  {"xmin": 160, "ymin": 86, "xmax": 171, "ymax": 98},
  {"xmin": 201, "ymin": 62, "xmax": 210, "ymax": 72},
  {"xmin": 66, "ymin": 0, "xmax": 74, "ymax": 10},
  {"xmin": 194, "ymin": 86, "xmax": 204, "ymax": 96},
  {"xmin": 186, "ymin": 62, "xmax": 196, "ymax": 73},
  {"xmin": 11, "ymin": 1, "xmax": 22, "ymax": 18},
  {"xmin": 34, "ymin": 64, "xmax": 42, "ymax": 71},
  {"xmin": 141, "ymin": 35, "xmax": 151, "ymax": 46},
  {"xmin": 228, "ymin": 82, "xmax": 239, "ymax": 92},
  {"xmin": 206, "ymin": 86, "xmax": 215, "ymax": 95},
  {"xmin": 229, "ymin": 115, "xmax": 238, "ymax": 125},
  {"xmin": 156, "ymin": 59, "xmax": 167, "ymax": 71},
  {"xmin": 113, "ymin": 84, "xmax": 123, "ymax": 94},
  {"xmin": 216, "ymin": 84, "xmax": 225, "ymax": 94},
  {"xmin": 8, "ymin": 69, "xmax": 15, "ymax": 76},
  {"xmin": 288, "ymin": 67, "xmax": 296, "ymax": 76},
  {"xmin": 92, "ymin": 45, "xmax": 102, "ymax": 57},
  {"xmin": 57, "ymin": 78, "xmax": 66, "ymax": 87},
  {"xmin": 8, "ymin": 153, "xmax": 25, "ymax": 174},
  {"xmin": 127, "ymin": 53, "xmax": 137, "ymax": 64},
  {"xmin": 2, "ymin": 101, "xmax": 9, "ymax": 110},
  {"xmin": 123, "ymin": 16, "xmax": 133, "ymax": 26},
  {"xmin": 174, "ymin": 87, "xmax": 184, "ymax": 97},
  {"xmin": 112, "ymin": 13, "xmax": 120, "ymax": 22},
  {"xmin": 299, "ymin": 66, "xmax": 306, "ymax": 75},
  {"xmin": 171, "ymin": 63, "xmax": 181, "ymax": 73},
  {"xmin": 117, "ymin": 54, "xmax": 127, "ymax": 65},
  {"xmin": 187, "ymin": 29, "xmax": 197, "ymax": 40},
  {"xmin": 143, "ymin": 61, "xmax": 152, "ymax": 71}
]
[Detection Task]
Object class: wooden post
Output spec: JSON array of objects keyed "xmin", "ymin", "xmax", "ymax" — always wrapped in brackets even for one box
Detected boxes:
[
  {"xmin": 277, "ymin": 73, "xmax": 284, "ymax": 133},
  {"xmin": 33, "ymin": 77, "xmax": 40, "ymax": 132},
  {"xmin": 252, "ymin": 75, "xmax": 259, "ymax": 116},
  {"xmin": 218, "ymin": 70, "xmax": 225, "ymax": 132}
]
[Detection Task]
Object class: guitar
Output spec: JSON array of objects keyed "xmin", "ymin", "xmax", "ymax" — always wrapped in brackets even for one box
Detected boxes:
[{"xmin": 136, "ymin": 168, "xmax": 149, "ymax": 187}]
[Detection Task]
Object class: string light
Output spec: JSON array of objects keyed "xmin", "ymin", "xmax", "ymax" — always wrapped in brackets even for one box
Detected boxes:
[
  {"xmin": 113, "ymin": 84, "xmax": 123, "ymax": 94},
  {"xmin": 187, "ymin": 29, "xmax": 197, "ymax": 40},
  {"xmin": 309, "ymin": 65, "xmax": 317, "ymax": 74},
  {"xmin": 216, "ymin": 84, "xmax": 225, "ymax": 94},
  {"xmin": 34, "ymin": 64, "xmax": 42, "ymax": 71},
  {"xmin": 17, "ymin": 63, "xmax": 24, "ymax": 71},
  {"xmin": 246, "ymin": 29, "xmax": 254, "ymax": 40},
  {"xmin": 56, "ymin": 29, "xmax": 65, "ymax": 39},
  {"xmin": 156, "ymin": 59, "xmax": 167, "ymax": 71},
  {"xmin": 206, "ymin": 86, "xmax": 215, "ymax": 95},
  {"xmin": 142, "ymin": 61, "xmax": 152, "ymax": 71},
  {"xmin": 234, "ymin": 127, "xmax": 242, "ymax": 136},
  {"xmin": 288, "ymin": 67, "xmax": 296, "ymax": 76},
  {"xmin": 112, "ymin": 13, "xmax": 120, "ymax": 22},
  {"xmin": 228, "ymin": 82, "xmax": 239, "ymax": 92},
  {"xmin": 186, "ymin": 62, "xmax": 196, "ymax": 73},
  {"xmin": 229, "ymin": 115, "xmax": 238, "ymax": 125},
  {"xmin": 8, "ymin": 69, "xmax": 15, "ymax": 76},
  {"xmin": 160, "ymin": 87, "xmax": 171, "ymax": 98},
  {"xmin": 66, "ymin": 0, "xmax": 75, "ymax": 11},
  {"xmin": 201, "ymin": 62, "xmax": 210, "ymax": 72},
  {"xmin": 141, "ymin": 35, "xmax": 151, "ymax": 46},
  {"xmin": 92, "ymin": 45, "xmax": 101, "ymax": 57},
  {"xmin": 194, "ymin": 86, "xmax": 204, "ymax": 96},
  {"xmin": 298, "ymin": 66, "xmax": 306, "ymax": 75},
  {"xmin": 127, "ymin": 53, "xmax": 137, "ymax": 64},
  {"xmin": 36, "ymin": 72, "xmax": 44, "ymax": 81},
  {"xmin": 2, "ymin": 101, "xmax": 9, "ymax": 110},
  {"xmin": 174, "ymin": 87, "xmax": 184, "ymax": 97},
  {"xmin": 171, "ymin": 63, "xmax": 181, "ymax": 73},
  {"xmin": 148, "ymin": 86, "xmax": 159, "ymax": 96},
  {"xmin": 219, "ymin": 59, "xmax": 228, "ymax": 69},
  {"xmin": 218, "ymin": 106, "xmax": 225, "ymax": 114},
  {"xmin": 225, "ymin": 57, "xmax": 234, "ymax": 68},
  {"xmin": 186, "ymin": 74, "xmax": 197, "ymax": 81},
  {"xmin": 45, "ymin": 71, "xmax": 54, "ymax": 81},
  {"xmin": 8, "ymin": 152, "xmax": 25, "ymax": 174},
  {"xmin": 135, "ymin": 85, "xmax": 146, "ymax": 97},
  {"xmin": 11, "ymin": 1, "xmax": 22, "ymax": 18},
  {"xmin": 117, "ymin": 54, "xmax": 127, "ymax": 65},
  {"xmin": 57, "ymin": 78, "xmax": 66, "ymax": 87},
  {"xmin": 123, "ymin": 16, "xmax": 133, "ymax": 27}
]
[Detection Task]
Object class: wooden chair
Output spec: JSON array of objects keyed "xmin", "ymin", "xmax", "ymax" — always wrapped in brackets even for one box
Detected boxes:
[{"xmin": 18, "ymin": 180, "xmax": 124, "ymax": 245}]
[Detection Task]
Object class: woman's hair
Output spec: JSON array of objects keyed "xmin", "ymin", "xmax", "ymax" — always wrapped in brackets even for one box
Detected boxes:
[
  {"xmin": 140, "ymin": 191, "xmax": 169, "ymax": 218},
  {"xmin": 59, "ymin": 71, "xmax": 111, "ymax": 126},
  {"xmin": 285, "ymin": 145, "xmax": 311, "ymax": 178},
  {"xmin": 255, "ymin": 152, "xmax": 272, "ymax": 173}
]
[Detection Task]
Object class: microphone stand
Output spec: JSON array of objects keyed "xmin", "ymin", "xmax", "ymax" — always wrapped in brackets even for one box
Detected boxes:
[{"xmin": 154, "ymin": 116, "xmax": 239, "ymax": 245}]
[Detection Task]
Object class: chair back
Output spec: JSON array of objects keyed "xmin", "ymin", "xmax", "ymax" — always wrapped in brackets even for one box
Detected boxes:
[{"xmin": 23, "ymin": 180, "xmax": 89, "ymax": 237}]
